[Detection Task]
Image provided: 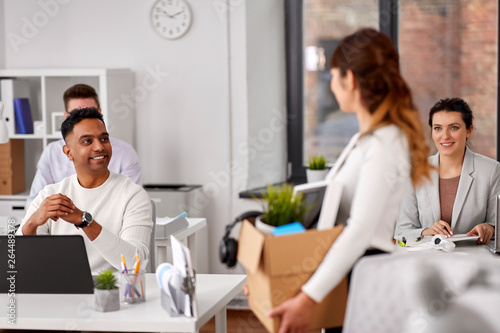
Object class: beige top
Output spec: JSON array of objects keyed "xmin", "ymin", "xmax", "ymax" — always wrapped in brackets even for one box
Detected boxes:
[{"xmin": 439, "ymin": 175, "xmax": 460, "ymax": 225}]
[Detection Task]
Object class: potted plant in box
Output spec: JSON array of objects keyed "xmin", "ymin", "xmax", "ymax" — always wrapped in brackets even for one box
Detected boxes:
[
  {"xmin": 255, "ymin": 183, "xmax": 309, "ymax": 234},
  {"xmin": 306, "ymin": 154, "xmax": 328, "ymax": 183},
  {"xmin": 94, "ymin": 269, "xmax": 120, "ymax": 312}
]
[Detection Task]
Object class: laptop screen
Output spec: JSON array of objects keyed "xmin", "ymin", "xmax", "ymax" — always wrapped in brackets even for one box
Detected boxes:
[
  {"xmin": 293, "ymin": 181, "xmax": 329, "ymax": 229},
  {"xmin": 0, "ymin": 235, "xmax": 94, "ymax": 294}
]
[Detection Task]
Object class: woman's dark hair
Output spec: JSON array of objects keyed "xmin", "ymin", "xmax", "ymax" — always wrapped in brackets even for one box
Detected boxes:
[
  {"xmin": 330, "ymin": 28, "xmax": 432, "ymax": 186},
  {"xmin": 429, "ymin": 98, "xmax": 473, "ymax": 129}
]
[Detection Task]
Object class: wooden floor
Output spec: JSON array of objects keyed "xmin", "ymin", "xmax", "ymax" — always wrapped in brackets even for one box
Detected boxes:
[{"xmin": 200, "ymin": 309, "xmax": 268, "ymax": 333}]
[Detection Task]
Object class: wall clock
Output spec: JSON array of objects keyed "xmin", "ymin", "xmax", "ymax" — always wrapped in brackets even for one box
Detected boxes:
[{"xmin": 151, "ymin": 0, "xmax": 193, "ymax": 39}]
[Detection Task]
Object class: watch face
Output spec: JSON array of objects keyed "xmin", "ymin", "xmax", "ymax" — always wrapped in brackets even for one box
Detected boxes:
[
  {"xmin": 151, "ymin": 0, "xmax": 193, "ymax": 40},
  {"xmin": 83, "ymin": 212, "xmax": 92, "ymax": 224}
]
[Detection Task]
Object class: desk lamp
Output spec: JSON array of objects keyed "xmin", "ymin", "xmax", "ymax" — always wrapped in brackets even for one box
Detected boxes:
[{"xmin": 0, "ymin": 102, "xmax": 8, "ymax": 143}]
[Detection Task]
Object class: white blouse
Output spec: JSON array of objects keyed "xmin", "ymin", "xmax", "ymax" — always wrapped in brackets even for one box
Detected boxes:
[{"xmin": 302, "ymin": 125, "xmax": 410, "ymax": 302}]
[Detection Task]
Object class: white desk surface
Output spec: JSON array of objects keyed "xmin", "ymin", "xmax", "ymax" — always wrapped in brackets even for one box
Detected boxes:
[{"xmin": 0, "ymin": 273, "xmax": 246, "ymax": 332}]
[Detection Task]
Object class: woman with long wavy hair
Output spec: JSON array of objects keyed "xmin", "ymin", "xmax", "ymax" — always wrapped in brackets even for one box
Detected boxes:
[{"xmin": 267, "ymin": 28, "xmax": 433, "ymax": 332}]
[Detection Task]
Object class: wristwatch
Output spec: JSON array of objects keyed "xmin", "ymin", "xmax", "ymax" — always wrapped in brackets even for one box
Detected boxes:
[{"xmin": 76, "ymin": 211, "xmax": 93, "ymax": 229}]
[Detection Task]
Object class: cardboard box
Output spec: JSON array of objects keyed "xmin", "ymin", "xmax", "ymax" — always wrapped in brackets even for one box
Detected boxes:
[
  {"xmin": 237, "ymin": 220, "xmax": 348, "ymax": 332},
  {"xmin": 0, "ymin": 140, "xmax": 25, "ymax": 195}
]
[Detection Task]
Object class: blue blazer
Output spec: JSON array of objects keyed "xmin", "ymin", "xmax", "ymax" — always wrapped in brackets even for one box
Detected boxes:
[{"xmin": 395, "ymin": 148, "xmax": 500, "ymax": 237}]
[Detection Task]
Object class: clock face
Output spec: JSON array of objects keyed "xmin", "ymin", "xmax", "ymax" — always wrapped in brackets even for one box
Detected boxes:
[{"xmin": 151, "ymin": 0, "xmax": 192, "ymax": 39}]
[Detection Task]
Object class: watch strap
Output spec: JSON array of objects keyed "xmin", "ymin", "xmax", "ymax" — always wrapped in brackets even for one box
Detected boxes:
[{"xmin": 76, "ymin": 211, "xmax": 93, "ymax": 229}]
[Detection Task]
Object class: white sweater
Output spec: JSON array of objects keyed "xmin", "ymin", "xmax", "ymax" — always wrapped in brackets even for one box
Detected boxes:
[
  {"xmin": 18, "ymin": 172, "xmax": 153, "ymax": 273},
  {"xmin": 302, "ymin": 125, "xmax": 410, "ymax": 302}
]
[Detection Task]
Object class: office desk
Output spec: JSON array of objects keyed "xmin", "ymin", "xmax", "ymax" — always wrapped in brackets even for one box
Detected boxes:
[
  {"xmin": 0, "ymin": 274, "xmax": 246, "ymax": 333},
  {"xmin": 156, "ymin": 218, "xmax": 207, "ymax": 269},
  {"xmin": 393, "ymin": 238, "xmax": 499, "ymax": 258}
]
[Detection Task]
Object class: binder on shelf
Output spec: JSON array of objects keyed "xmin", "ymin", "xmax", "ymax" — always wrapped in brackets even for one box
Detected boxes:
[
  {"xmin": 0, "ymin": 79, "xmax": 30, "ymax": 136},
  {"xmin": 13, "ymin": 98, "xmax": 34, "ymax": 134}
]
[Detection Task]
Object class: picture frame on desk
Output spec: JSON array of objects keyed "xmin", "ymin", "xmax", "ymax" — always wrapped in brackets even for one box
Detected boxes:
[{"xmin": 51, "ymin": 112, "xmax": 65, "ymax": 136}]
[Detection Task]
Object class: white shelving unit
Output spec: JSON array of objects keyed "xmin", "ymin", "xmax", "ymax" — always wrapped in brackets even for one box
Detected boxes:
[{"xmin": 0, "ymin": 68, "xmax": 135, "ymax": 203}]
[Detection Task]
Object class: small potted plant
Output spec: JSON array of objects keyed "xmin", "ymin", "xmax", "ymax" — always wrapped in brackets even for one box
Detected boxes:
[
  {"xmin": 307, "ymin": 154, "xmax": 328, "ymax": 183},
  {"xmin": 94, "ymin": 270, "xmax": 120, "ymax": 312},
  {"xmin": 255, "ymin": 184, "xmax": 309, "ymax": 234}
]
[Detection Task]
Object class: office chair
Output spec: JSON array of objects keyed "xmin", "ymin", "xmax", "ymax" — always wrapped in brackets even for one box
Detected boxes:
[
  {"xmin": 147, "ymin": 199, "xmax": 156, "ymax": 273},
  {"xmin": 343, "ymin": 253, "xmax": 500, "ymax": 333}
]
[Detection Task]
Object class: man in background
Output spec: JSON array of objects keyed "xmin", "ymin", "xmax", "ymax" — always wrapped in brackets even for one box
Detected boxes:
[{"xmin": 27, "ymin": 84, "xmax": 141, "ymax": 207}]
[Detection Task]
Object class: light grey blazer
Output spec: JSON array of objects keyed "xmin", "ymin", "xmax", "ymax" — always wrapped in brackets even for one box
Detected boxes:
[{"xmin": 396, "ymin": 148, "xmax": 500, "ymax": 238}]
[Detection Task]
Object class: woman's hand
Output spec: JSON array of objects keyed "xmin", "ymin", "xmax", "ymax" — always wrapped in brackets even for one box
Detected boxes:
[
  {"xmin": 466, "ymin": 223, "xmax": 495, "ymax": 245},
  {"xmin": 422, "ymin": 220, "xmax": 453, "ymax": 237},
  {"xmin": 242, "ymin": 283, "xmax": 249, "ymax": 296},
  {"xmin": 268, "ymin": 291, "xmax": 316, "ymax": 333}
]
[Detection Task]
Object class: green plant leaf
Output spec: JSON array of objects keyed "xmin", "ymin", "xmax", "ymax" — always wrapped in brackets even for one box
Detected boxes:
[
  {"xmin": 95, "ymin": 269, "xmax": 118, "ymax": 290},
  {"xmin": 256, "ymin": 184, "xmax": 312, "ymax": 227},
  {"xmin": 308, "ymin": 155, "xmax": 327, "ymax": 170}
]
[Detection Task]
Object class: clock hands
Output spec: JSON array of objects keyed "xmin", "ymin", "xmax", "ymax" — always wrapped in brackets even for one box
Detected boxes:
[
  {"xmin": 171, "ymin": 10, "xmax": 185, "ymax": 17},
  {"xmin": 156, "ymin": 9, "xmax": 184, "ymax": 19}
]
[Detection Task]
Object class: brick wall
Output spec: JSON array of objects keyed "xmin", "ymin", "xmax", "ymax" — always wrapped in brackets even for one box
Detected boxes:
[{"xmin": 400, "ymin": 0, "xmax": 498, "ymax": 157}]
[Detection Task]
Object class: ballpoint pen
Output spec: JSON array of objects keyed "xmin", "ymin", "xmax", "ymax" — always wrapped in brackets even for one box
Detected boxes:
[
  {"xmin": 132, "ymin": 253, "xmax": 142, "ymax": 300},
  {"xmin": 122, "ymin": 254, "xmax": 136, "ymax": 300},
  {"xmin": 133, "ymin": 254, "xmax": 141, "ymax": 274},
  {"xmin": 133, "ymin": 254, "xmax": 141, "ymax": 283},
  {"xmin": 134, "ymin": 254, "xmax": 144, "ymax": 299},
  {"xmin": 121, "ymin": 254, "xmax": 128, "ymax": 273}
]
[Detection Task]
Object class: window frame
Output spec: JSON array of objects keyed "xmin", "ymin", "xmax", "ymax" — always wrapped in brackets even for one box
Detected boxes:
[{"xmin": 285, "ymin": 0, "xmax": 500, "ymax": 182}]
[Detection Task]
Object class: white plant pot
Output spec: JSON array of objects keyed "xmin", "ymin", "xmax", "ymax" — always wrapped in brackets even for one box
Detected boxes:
[
  {"xmin": 255, "ymin": 216, "xmax": 276, "ymax": 235},
  {"xmin": 306, "ymin": 169, "xmax": 328, "ymax": 183},
  {"xmin": 94, "ymin": 288, "xmax": 120, "ymax": 312}
]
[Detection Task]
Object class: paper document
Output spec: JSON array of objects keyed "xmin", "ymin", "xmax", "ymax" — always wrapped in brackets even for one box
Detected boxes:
[
  {"xmin": 157, "ymin": 211, "xmax": 188, "ymax": 225},
  {"xmin": 449, "ymin": 234, "xmax": 480, "ymax": 242},
  {"xmin": 171, "ymin": 236, "xmax": 198, "ymax": 318},
  {"xmin": 403, "ymin": 234, "xmax": 479, "ymax": 247},
  {"xmin": 155, "ymin": 212, "xmax": 189, "ymax": 239}
]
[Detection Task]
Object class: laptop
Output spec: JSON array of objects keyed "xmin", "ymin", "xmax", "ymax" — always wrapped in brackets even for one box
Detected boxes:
[
  {"xmin": 488, "ymin": 195, "xmax": 500, "ymax": 254},
  {"xmin": 0, "ymin": 235, "xmax": 94, "ymax": 294},
  {"xmin": 293, "ymin": 181, "xmax": 329, "ymax": 229}
]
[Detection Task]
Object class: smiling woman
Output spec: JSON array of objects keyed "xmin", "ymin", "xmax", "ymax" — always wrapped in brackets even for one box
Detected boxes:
[{"xmin": 396, "ymin": 97, "xmax": 500, "ymax": 245}]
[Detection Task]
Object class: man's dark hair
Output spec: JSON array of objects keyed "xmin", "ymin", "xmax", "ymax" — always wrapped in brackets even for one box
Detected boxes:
[
  {"xmin": 63, "ymin": 84, "xmax": 101, "ymax": 112},
  {"xmin": 61, "ymin": 107, "xmax": 105, "ymax": 141}
]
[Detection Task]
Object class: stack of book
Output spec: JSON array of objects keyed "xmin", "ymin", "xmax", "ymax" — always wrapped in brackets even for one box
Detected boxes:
[{"xmin": 0, "ymin": 139, "xmax": 25, "ymax": 195}]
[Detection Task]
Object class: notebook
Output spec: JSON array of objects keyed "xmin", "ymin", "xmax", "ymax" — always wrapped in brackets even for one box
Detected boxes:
[
  {"xmin": 0, "ymin": 235, "xmax": 94, "ymax": 294},
  {"xmin": 488, "ymin": 195, "xmax": 500, "ymax": 254}
]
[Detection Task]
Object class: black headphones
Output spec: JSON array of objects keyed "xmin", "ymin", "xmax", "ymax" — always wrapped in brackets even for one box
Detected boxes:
[{"xmin": 219, "ymin": 210, "xmax": 262, "ymax": 268}]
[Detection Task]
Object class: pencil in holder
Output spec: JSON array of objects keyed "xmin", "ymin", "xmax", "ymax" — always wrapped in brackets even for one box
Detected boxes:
[{"xmin": 120, "ymin": 270, "xmax": 146, "ymax": 304}]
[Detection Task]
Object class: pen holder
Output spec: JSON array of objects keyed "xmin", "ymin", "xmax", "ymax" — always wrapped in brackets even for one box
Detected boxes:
[{"xmin": 120, "ymin": 270, "xmax": 146, "ymax": 304}]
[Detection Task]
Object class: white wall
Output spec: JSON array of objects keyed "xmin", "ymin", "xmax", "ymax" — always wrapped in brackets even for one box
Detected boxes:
[
  {"xmin": 0, "ymin": 0, "xmax": 5, "ymax": 68},
  {"xmin": 1, "ymin": 0, "xmax": 286, "ymax": 273}
]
